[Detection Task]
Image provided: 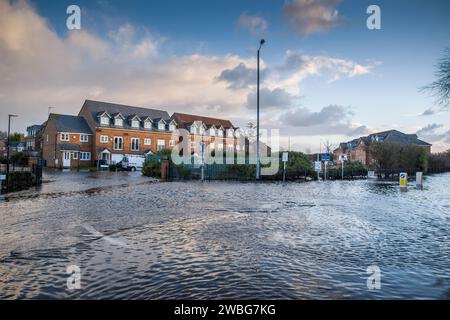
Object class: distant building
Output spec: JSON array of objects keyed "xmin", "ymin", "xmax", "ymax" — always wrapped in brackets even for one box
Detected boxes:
[
  {"xmin": 171, "ymin": 112, "xmax": 240, "ymax": 155},
  {"xmin": 25, "ymin": 124, "xmax": 45, "ymax": 158},
  {"xmin": 78, "ymin": 100, "xmax": 177, "ymax": 164},
  {"xmin": 41, "ymin": 114, "xmax": 94, "ymax": 169},
  {"xmin": 334, "ymin": 130, "xmax": 432, "ymax": 166}
]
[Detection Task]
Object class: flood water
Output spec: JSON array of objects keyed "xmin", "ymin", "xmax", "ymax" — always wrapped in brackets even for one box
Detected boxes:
[{"xmin": 0, "ymin": 170, "xmax": 449, "ymax": 299}]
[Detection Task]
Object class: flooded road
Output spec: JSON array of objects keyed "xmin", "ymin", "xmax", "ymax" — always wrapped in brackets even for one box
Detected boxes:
[{"xmin": 1, "ymin": 171, "xmax": 450, "ymax": 299}]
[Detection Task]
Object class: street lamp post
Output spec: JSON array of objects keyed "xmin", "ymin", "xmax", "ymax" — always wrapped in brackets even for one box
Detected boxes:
[
  {"xmin": 256, "ymin": 39, "xmax": 265, "ymax": 180},
  {"xmin": 6, "ymin": 114, "xmax": 18, "ymax": 193}
]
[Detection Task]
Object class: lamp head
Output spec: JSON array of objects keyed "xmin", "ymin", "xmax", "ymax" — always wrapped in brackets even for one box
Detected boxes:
[{"xmin": 260, "ymin": 39, "xmax": 266, "ymax": 45}]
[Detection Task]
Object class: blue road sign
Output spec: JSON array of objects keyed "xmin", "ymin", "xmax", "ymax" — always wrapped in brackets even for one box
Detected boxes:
[{"xmin": 322, "ymin": 153, "xmax": 330, "ymax": 161}]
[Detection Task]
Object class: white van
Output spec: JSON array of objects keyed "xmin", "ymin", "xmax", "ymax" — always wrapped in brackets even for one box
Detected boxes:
[{"xmin": 120, "ymin": 155, "xmax": 146, "ymax": 172}]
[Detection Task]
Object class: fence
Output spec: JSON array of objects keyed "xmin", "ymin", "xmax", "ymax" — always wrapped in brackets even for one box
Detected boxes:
[{"xmin": 0, "ymin": 164, "xmax": 42, "ymax": 194}]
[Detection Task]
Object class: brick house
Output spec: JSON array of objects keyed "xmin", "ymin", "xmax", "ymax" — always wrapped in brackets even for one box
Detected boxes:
[
  {"xmin": 171, "ymin": 112, "xmax": 241, "ymax": 157},
  {"xmin": 334, "ymin": 130, "xmax": 432, "ymax": 166},
  {"xmin": 78, "ymin": 100, "xmax": 178, "ymax": 164},
  {"xmin": 41, "ymin": 114, "xmax": 94, "ymax": 168},
  {"xmin": 25, "ymin": 124, "xmax": 45, "ymax": 158}
]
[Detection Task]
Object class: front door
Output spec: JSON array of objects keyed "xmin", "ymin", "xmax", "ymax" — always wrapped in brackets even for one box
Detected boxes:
[
  {"xmin": 63, "ymin": 152, "xmax": 71, "ymax": 168},
  {"xmin": 101, "ymin": 152, "xmax": 110, "ymax": 164}
]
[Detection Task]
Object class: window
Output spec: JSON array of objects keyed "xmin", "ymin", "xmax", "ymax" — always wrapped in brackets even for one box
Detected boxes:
[
  {"xmin": 157, "ymin": 139, "xmax": 165, "ymax": 151},
  {"xmin": 113, "ymin": 136, "xmax": 123, "ymax": 150},
  {"xmin": 158, "ymin": 122, "xmax": 165, "ymax": 130},
  {"xmin": 209, "ymin": 143, "xmax": 215, "ymax": 150},
  {"xmin": 72, "ymin": 152, "xmax": 78, "ymax": 160},
  {"xmin": 210, "ymin": 128, "xmax": 216, "ymax": 136},
  {"xmin": 169, "ymin": 140, "xmax": 175, "ymax": 147},
  {"xmin": 80, "ymin": 135, "xmax": 89, "ymax": 142},
  {"xmin": 169, "ymin": 123, "xmax": 176, "ymax": 131},
  {"xmin": 80, "ymin": 152, "xmax": 91, "ymax": 160},
  {"xmin": 227, "ymin": 144, "xmax": 234, "ymax": 152},
  {"xmin": 131, "ymin": 138, "xmax": 140, "ymax": 151},
  {"xmin": 218, "ymin": 130, "xmax": 223, "ymax": 137},
  {"xmin": 100, "ymin": 135, "xmax": 109, "ymax": 143},
  {"xmin": 46, "ymin": 134, "xmax": 49, "ymax": 142},
  {"xmin": 235, "ymin": 130, "xmax": 240, "ymax": 138},
  {"xmin": 199, "ymin": 126, "xmax": 205, "ymax": 135},
  {"xmin": 236, "ymin": 145, "xmax": 240, "ymax": 151},
  {"xmin": 144, "ymin": 138, "xmax": 152, "ymax": 146},
  {"xmin": 227, "ymin": 129, "xmax": 234, "ymax": 138},
  {"xmin": 60, "ymin": 133, "xmax": 69, "ymax": 141},
  {"xmin": 115, "ymin": 118, "xmax": 123, "ymax": 127},
  {"xmin": 218, "ymin": 143, "xmax": 223, "ymax": 151},
  {"xmin": 190, "ymin": 125, "xmax": 196, "ymax": 134},
  {"xmin": 131, "ymin": 120, "xmax": 140, "ymax": 128},
  {"xmin": 144, "ymin": 121, "xmax": 152, "ymax": 129},
  {"xmin": 100, "ymin": 116, "xmax": 109, "ymax": 125}
]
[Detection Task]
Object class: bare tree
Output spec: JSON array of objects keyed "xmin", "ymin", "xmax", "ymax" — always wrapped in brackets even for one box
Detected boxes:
[
  {"xmin": 421, "ymin": 47, "xmax": 450, "ymax": 108},
  {"xmin": 322, "ymin": 139, "xmax": 336, "ymax": 155}
]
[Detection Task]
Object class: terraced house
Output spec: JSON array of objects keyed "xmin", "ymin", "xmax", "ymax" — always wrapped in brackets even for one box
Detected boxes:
[
  {"xmin": 41, "ymin": 114, "xmax": 94, "ymax": 169},
  {"xmin": 78, "ymin": 100, "xmax": 178, "ymax": 164},
  {"xmin": 171, "ymin": 112, "xmax": 241, "ymax": 157}
]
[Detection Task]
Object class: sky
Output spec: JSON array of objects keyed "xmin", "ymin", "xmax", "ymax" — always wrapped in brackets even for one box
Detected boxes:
[{"xmin": 1, "ymin": 0, "xmax": 450, "ymax": 152}]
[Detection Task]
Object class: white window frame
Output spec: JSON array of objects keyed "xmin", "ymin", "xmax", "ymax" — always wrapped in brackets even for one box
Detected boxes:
[
  {"xmin": 158, "ymin": 122, "xmax": 166, "ymax": 130},
  {"xmin": 157, "ymin": 139, "xmax": 166, "ymax": 151},
  {"xmin": 227, "ymin": 129, "xmax": 234, "ymax": 138},
  {"xmin": 210, "ymin": 128, "xmax": 216, "ymax": 136},
  {"xmin": 131, "ymin": 120, "xmax": 140, "ymax": 129},
  {"xmin": 131, "ymin": 138, "xmax": 140, "ymax": 151},
  {"xmin": 72, "ymin": 152, "xmax": 78, "ymax": 160},
  {"xmin": 115, "ymin": 118, "xmax": 123, "ymax": 127},
  {"xmin": 144, "ymin": 121, "xmax": 152, "ymax": 129},
  {"xmin": 100, "ymin": 116, "xmax": 110, "ymax": 125},
  {"xmin": 113, "ymin": 136, "xmax": 123, "ymax": 150},
  {"xmin": 169, "ymin": 124, "xmax": 176, "ymax": 131},
  {"xmin": 80, "ymin": 134, "xmax": 89, "ymax": 143},
  {"xmin": 144, "ymin": 138, "xmax": 152, "ymax": 146},
  {"xmin": 218, "ymin": 143, "xmax": 224, "ymax": 151},
  {"xmin": 80, "ymin": 152, "xmax": 91, "ymax": 161},
  {"xmin": 190, "ymin": 125, "xmax": 197, "ymax": 134},
  {"xmin": 60, "ymin": 133, "xmax": 69, "ymax": 141},
  {"xmin": 227, "ymin": 144, "xmax": 234, "ymax": 152},
  {"xmin": 218, "ymin": 130, "xmax": 223, "ymax": 137},
  {"xmin": 100, "ymin": 135, "xmax": 109, "ymax": 143}
]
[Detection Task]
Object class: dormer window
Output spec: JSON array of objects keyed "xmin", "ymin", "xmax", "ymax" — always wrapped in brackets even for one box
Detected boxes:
[
  {"xmin": 199, "ymin": 125, "xmax": 205, "ymax": 135},
  {"xmin": 169, "ymin": 121, "xmax": 176, "ymax": 131},
  {"xmin": 158, "ymin": 121, "xmax": 166, "ymax": 130},
  {"xmin": 144, "ymin": 120, "xmax": 152, "ymax": 129},
  {"xmin": 100, "ymin": 116, "xmax": 109, "ymax": 125},
  {"xmin": 115, "ymin": 118, "xmax": 123, "ymax": 127},
  {"xmin": 218, "ymin": 129, "xmax": 223, "ymax": 137},
  {"xmin": 235, "ymin": 130, "xmax": 240, "ymax": 138},
  {"xmin": 227, "ymin": 129, "xmax": 234, "ymax": 138},
  {"xmin": 131, "ymin": 120, "xmax": 140, "ymax": 128},
  {"xmin": 190, "ymin": 125, "xmax": 197, "ymax": 134},
  {"xmin": 210, "ymin": 128, "xmax": 216, "ymax": 136}
]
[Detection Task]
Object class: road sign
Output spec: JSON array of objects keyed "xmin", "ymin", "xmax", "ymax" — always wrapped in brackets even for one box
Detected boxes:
[
  {"xmin": 339, "ymin": 154, "xmax": 348, "ymax": 161},
  {"xmin": 282, "ymin": 152, "xmax": 289, "ymax": 162},
  {"xmin": 0, "ymin": 174, "xmax": 5, "ymax": 181},
  {"xmin": 399, "ymin": 172, "xmax": 408, "ymax": 188},
  {"xmin": 368, "ymin": 171, "xmax": 375, "ymax": 178},
  {"xmin": 314, "ymin": 161, "xmax": 322, "ymax": 172},
  {"xmin": 322, "ymin": 153, "xmax": 330, "ymax": 161}
]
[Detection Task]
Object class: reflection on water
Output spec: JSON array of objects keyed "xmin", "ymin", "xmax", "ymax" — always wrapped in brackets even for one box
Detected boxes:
[{"xmin": 0, "ymin": 171, "xmax": 449, "ymax": 299}]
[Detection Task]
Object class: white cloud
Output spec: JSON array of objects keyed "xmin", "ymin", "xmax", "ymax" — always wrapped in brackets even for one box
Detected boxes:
[
  {"xmin": 282, "ymin": 0, "xmax": 343, "ymax": 35},
  {"xmin": 237, "ymin": 13, "xmax": 268, "ymax": 35}
]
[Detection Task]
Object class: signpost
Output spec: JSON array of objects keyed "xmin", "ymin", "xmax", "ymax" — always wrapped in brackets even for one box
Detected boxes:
[
  {"xmin": 314, "ymin": 161, "xmax": 321, "ymax": 181},
  {"xmin": 282, "ymin": 152, "xmax": 288, "ymax": 183},
  {"xmin": 200, "ymin": 142, "xmax": 205, "ymax": 181},
  {"xmin": 399, "ymin": 172, "xmax": 408, "ymax": 191},
  {"xmin": 320, "ymin": 154, "xmax": 330, "ymax": 181},
  {"xmin": 416, "ymin": 172, "xmax": 423, "ymax": 190},
  {"xmin": 339, "ymin": 154, "xmax": 348, "ymax": 180}
]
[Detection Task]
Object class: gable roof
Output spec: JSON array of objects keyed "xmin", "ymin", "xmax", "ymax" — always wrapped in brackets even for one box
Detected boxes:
[
  {"xmin": 171, "ymin": 112, "xmax": 235, "ymax": 130},
  {"xmin": 48, "ymin": 114, "xmax": 93, "ymax": 134},
  {"xmin": 82, "ymin": 100, "xmax": 171, "ymax": 127},
  {"xmin": 337, "ymin": 129, "xmax": 431, "ymax": 152}
]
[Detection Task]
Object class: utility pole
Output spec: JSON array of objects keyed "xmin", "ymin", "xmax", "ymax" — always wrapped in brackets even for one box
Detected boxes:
[
  {"xmin": 6, "ymin": 114, "xmax": 18, "ymax": 193},
  {"xmin": 256, "ymin": 38, "xmax": 265, "ymax": 180}
]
